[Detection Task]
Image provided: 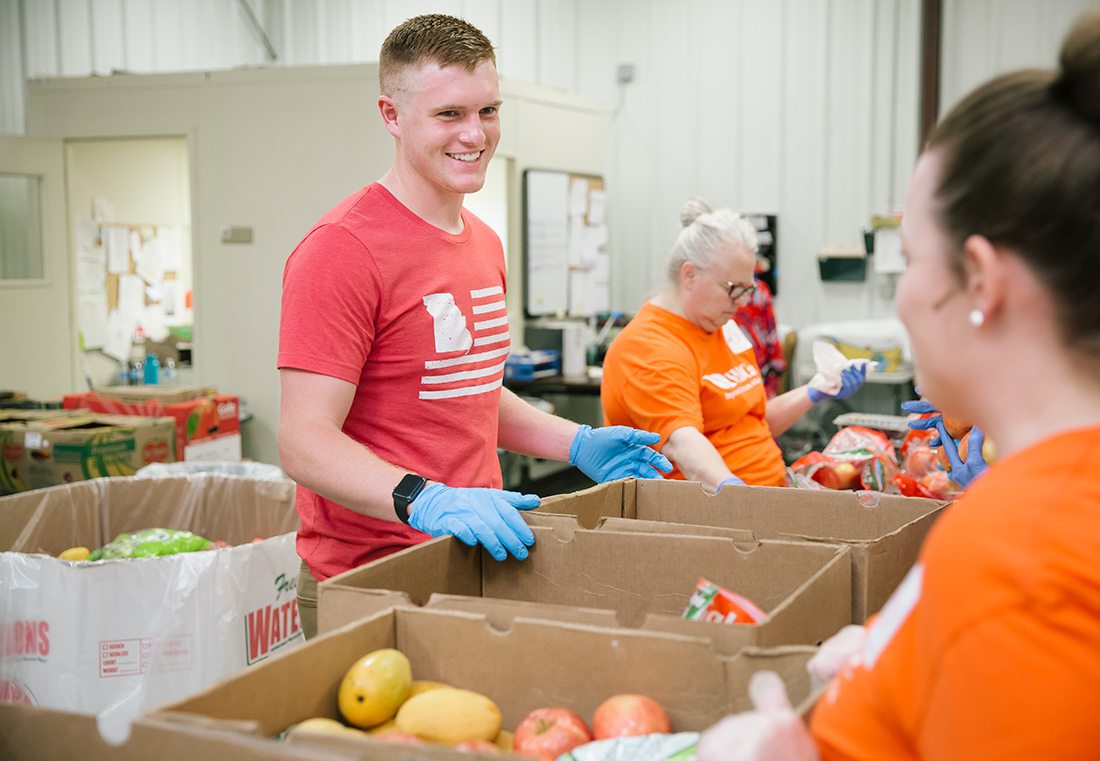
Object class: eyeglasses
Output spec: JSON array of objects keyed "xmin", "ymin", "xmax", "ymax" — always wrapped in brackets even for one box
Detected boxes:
[{"xmin": 716, "ymin": 277, "xmax": 756, "ymax": 302}]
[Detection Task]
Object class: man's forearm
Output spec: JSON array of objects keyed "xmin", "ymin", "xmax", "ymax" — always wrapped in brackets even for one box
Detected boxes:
[
  {"xmin": 496, "ymin": 387, "xmax": 579, "ymax": 461},
  {"xmin": 279, "ymin": 417, "xmax": 411, "ymax": 522}
]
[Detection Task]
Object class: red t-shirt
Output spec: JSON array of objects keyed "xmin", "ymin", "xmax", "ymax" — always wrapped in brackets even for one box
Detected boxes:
[
  {"xmin": 278, "ymin": 183, "xmax": 510, "ymax": 580},
  {"xmin": 811, "ymin": 425, "xmax": 1100, "ymax": 759},
  {"xmin": 600, "ymin": 302, "xmax": 785, "ymax": 487}
]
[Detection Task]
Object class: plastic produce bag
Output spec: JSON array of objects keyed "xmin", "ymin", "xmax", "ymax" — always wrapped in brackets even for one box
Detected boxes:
[
  {"xmin": 86, "ymin": 528, "xmax": 213, "ymax": 560},
  {"xmin": 135, "ymin": 460, "xmax": 286, "ymax": 481},
  {"xmin": 807, "ymin": 341, "xmax": 875, "ymax": 397},
  {"xmin": 560, "ymin": 732, "xmax": 700, "ymax": 760}
]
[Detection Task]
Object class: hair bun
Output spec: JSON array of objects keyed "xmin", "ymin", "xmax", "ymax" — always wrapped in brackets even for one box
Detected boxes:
[
  {"xmin": 680, "ymin": 197, "xmax": 712, "ymax": 228},
  {"xmin": 1057, "ymin": 8, "xmax": 1100, "ymax": 126}
]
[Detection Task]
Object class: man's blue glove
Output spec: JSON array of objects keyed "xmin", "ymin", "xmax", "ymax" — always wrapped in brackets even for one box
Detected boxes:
[
  {"xmin": 934, "ymin": 420, "xmax": 989, "ymax": 488},
  {"xmin": 807, "ymin": 365, "xmax": 868, "ymax": 404},
  {"xmin": 717, "ymin": 476, "xmax": 746, "ymax": 491},
  {"xmin": 569, "ymin": 425, "xmax": 673, "ymax": 482},
  {"xmin": 408, "ymin": 483, "xmax": 540, "ymax": 561}
]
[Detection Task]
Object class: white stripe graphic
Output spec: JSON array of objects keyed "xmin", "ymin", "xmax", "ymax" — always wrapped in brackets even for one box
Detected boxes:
[
  {"xmin": 422, "ymin": 361, "xmax": 506, "ymax": 385},
  {"xmin": 474, "ymin": 331, "xmax": 510, "ymax": 347},
  {"xmin": 423, "ymin": 345, "xmax": 509, "ymax": 370},
  {"xmin": 470, "ymin": 286, "xmax": 503, "ymax": 298},
  {"xmin": 471, "ymin": 300, "xmax": 506, "ymax": 314},
  {"xmin": 474, "ymin": 316, "xmax": 508, "ymax": 331},
  {"xmin": 419, "ymin": 378, "xmax": 502, "ymax": 400}
]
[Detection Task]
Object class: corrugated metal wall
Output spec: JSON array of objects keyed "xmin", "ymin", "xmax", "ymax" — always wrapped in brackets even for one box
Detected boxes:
[{"xmin": 1, "ymin": 0, "xmax": 1094, "ymax": 325}]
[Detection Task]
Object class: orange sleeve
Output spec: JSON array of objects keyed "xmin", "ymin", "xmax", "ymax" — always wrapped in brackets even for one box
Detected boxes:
[{"xmin": 617, "ymin": 357, "xmax": 704, "ymax": 447}]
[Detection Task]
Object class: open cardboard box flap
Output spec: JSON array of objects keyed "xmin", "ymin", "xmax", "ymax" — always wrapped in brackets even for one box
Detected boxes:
[{"xmin": 154, "ymin": 605, "xmax": 818, "ymax": 759}]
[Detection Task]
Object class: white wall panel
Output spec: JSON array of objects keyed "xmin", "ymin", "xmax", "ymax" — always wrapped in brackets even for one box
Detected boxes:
[
  {"xmin": 498, "ymin": 0, "xmax": 538, "ymax": 82},
  {"xmin": 122, "ymin": 0, "xmax": 156, "ymax": 71},
  {"xmin": 90, "ymin": 0, "xmax": 125, "ymax": 75},
  {"xmin": 941, "ymin": 0, "xmax": 1100, "ymax": 114},
  {"xmin": 0, "ymin": 1, "xmax": 23, "ymax": 133},
  {"xmin": 536, "ymin": 0, "xmax": 577, "ymax": 93},
  {"xmin": 58, "ymin": 0, "xmax": 93, "ymax": 76}
]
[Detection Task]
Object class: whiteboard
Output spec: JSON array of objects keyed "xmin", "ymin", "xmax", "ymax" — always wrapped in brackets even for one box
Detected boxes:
[{"xmin": 523, "ymin": 169, "xmax": 609, "ymax": 317}]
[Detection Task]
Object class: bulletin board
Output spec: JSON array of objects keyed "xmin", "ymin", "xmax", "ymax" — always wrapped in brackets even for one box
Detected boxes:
[
  {"xmin": 73, "ymin": 212, "xmax": 187, "ymax": 363},
  {"xmin": 523, "ymin": 169, "xmax": 610, "ymax": 317}
]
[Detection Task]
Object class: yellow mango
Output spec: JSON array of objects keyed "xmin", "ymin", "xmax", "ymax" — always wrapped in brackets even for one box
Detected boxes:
[
  {"xmin": 58, "ymin": 546, "xmax": 90, "ymax": 561},
  {"xmin": 337, "ymin": 648, "xmax": 412, "ymax": 728},
  {"xmin": 409, "ymin": 679, "xmax": 451, "ymax": 697},
  {"xmin": 395, "ymin": 688, "xmax": 501, "ymax": 744},
  {"xmin": 285, "ymin": 717, "xmax": 367, "ymax": 742},
  {"xmin": 368, "ymin": 719, "xmax": 399, "ymax": 736},
  {"xmin": 494, "ymin": 729, "xmax": 514, "ymax": 752}
]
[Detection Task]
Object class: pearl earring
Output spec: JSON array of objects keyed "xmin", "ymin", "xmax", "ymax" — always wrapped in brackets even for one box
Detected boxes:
[{"xmin": 968, "ymin": 309, "xmax": 985, "ymax": 327}]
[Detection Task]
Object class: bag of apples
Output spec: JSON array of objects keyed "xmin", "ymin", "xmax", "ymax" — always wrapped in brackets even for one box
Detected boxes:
[{"xmin": 514, "ymin": 694, "xmax": 680, "ymax": 760}]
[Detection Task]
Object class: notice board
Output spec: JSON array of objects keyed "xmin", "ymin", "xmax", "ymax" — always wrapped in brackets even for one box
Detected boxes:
[{"xmin": 523, "ymin": 169, "xmax": 610, "ymax": 317}]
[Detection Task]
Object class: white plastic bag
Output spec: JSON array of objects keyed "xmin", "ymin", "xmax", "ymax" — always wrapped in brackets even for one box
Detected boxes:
[
  {"xmin": 135, "ymin": 461, "xmax": 287, "ymax": 481},
  {"xmin": 807, "ymin": 341, "xmax": 875, "ymax": 396}
]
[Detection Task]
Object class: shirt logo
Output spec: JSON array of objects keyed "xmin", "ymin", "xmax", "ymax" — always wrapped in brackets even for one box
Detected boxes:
[{"xmin": 419, "ymin": 285, "xmax": 510, "ymax": 400}]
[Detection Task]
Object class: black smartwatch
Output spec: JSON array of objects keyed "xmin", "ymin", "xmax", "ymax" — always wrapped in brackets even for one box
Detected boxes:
[{"xmin": 392, "ymin": 473, "xmax": 428, "ymax": 524}]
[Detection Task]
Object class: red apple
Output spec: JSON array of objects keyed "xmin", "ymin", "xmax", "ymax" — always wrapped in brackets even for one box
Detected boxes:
[
  {"xmin": 513, "ymin": 707, "xmax": 593, "ymax": 760},
  {"xmin": 592, "ymin": 694, "xmax": 670, "ymax": 740},
  {"xmin": 831, "ymin": 462, "xmax": 860, "ymax": 490},
  {"xmin": 454, "ymin": 739, "xmax": 502, "ymax": 754}
]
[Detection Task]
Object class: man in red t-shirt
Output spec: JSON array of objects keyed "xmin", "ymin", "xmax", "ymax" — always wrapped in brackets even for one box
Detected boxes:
[{"xmin": 277, "ymin": 14, "xmax": 670, "ymax": 637}]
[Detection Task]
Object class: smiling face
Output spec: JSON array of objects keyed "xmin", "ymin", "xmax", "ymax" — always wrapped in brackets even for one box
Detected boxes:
[
  {"xmin": 382, "ymin": 59, "xmax": 501, "ymax": 204},
  {"xmin": 681, "ymin": 243, "xmax": 756, "ymax": 333}
]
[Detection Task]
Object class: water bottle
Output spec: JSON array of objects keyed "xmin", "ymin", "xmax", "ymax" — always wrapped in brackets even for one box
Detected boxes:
[
  {"xmin": 143, "ymin": 354, "xmax": 160, "ymax": 385},
  {"xmin": 163, "ymin": 358, "xmax": 177, "ymax": 386}
]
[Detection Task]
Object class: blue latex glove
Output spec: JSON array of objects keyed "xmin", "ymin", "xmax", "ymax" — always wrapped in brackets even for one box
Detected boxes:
[
  {"xmin": 902, "ymin": 398, "xmax": 944, "ymax": 445},
  {"xmin": 717, "ymin": 476, "xmax": 746, "ymax": 491},
  {"xmin": 807, "ymin": 364, "xmax": 868, "ymax": 404},
  {"xmin": 934, "ymin": 420, "xmax": 989, "ymax": 488},
  {"xmin": 408, "ymin": 483, "xmax": 540, "ymax": 561},
  {"xmin": 569, "ymin": 425, "xmax": 673, "ymax": 482}
]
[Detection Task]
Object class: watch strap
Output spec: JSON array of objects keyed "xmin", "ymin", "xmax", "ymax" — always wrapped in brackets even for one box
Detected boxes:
[{"xmin": 392, "ymin": 473, "xmax": 428, "ymax": 524}]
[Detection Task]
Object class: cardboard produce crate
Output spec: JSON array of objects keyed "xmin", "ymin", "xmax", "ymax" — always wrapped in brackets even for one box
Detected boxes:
[
  {"xmin": 536, "ymin": 479, "xmax": 947, "ymax": 623},
  {"xmin": 0, "ymin": 475, "xmax": 303, "ymax": 739},
  {"xmin": 0, "ymin": 704, "xmax": 351, "ymax": 761},
  {"xmin": 0, "ymin": 412, "xmax": 176, "ymax": 494},
  {"xmin": 63, "ymin": 389, "xmax": 240, "ymax": 462},
  {"xmin": 319, "ymin": 514, "xmax": 851, "ymax": 654},
  {"xmin": 154, "ymin": 605, "xmax": 819, "ymax": 760}
]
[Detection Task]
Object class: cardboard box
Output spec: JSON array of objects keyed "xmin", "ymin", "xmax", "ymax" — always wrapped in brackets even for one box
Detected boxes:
[
  {"xmin": 0, "ymin": 412, "xmax": 176, "ymax": 494},
  {"xmin": 94, "ymin": 385, "xmax": 218, "ymax": 404},
  {"xmin": 537, "ymin": 479, "xmax": 947, "ymax": 623},
  {"xmin": 0, "ymin": 705, "xmax": 352, "ymax": 761},
  {"xmin": 319, "ymin": 514, "xmax": 851, "ymax": 654},
  {"xmin": 0, "ymin": 475, "xmax": 303, "ymax": 736},
  {"xmin": 63, "ymin": 390, "xmax": 240, "ymax": 462},
  {"xmin": 155, "ymin": 605, "xmax": 818, "ymax": 760}
]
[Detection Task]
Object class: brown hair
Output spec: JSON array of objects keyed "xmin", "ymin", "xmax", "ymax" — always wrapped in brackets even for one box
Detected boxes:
[
  {"xmin": 926, "ymin": 9, "xmax": 1100, "ymax": 358},
  {"xmin": 379, "ymin": 14, "xmax": 496, "ymax": 97}
]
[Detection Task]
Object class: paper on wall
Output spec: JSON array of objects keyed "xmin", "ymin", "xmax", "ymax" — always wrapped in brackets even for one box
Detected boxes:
[
  {"xmin": 141, "ymin": 304, "xmax": 169, "ymax": 342},
  {"xmin": 135, "ymin": 237, "xmax": 164, "ymax": 284},
  {"xmin": 162, "ymin": 280, "xmax": 179, "ymax": 317},
  {"xmin": 105, "ymin": 227, "xmax": 130, "ymax": 274},
  {"xmin": 75, "ymin": 251, "xmax": 106, "ymax": 294},
  {"xmin": 92, "ymin": 196, "xmax": 115, "ymax": 223},
  {"xmin": 117, "ymin": 274, "xmax": 144, "ymax": 321},
  {"xmin": 76, "ymin": 293, "xmax": 109, "ymax": 350},
  {"xmin": 588, "ymin": 189, "xmax": 607, "ymax": 225},
  {"xmin": 103, "ymin": 309, "xmax": 135, "ymax": 362},
  {"xmin": 569, "ymin": 177, "xmax": 589, "ymax": 216},
  {"xmin": 157, "ymin": 225, "xmax": 183, "ymax": 271}
]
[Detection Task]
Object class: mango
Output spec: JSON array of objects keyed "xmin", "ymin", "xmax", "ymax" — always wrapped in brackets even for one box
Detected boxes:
[
  {"xmin": 395, "ymin": 688, "xmax": 501, "ymax": 744},
  {"xmin": 285, "ymin": 717, "xmax": 367, "ymax": 742},
  {"xmin": 494, "ymin": 729, "xmax": 514, "ymax": 752},
  {"xmin": 409, "ymin": 679, "xmax": 451, "ymax": 697},
  {"xmin": 337, "ymin": 648, "xmax": 412, "ymax": 728},
  {"xmin": 367, "ymin": 719, "xmax": 399, "ymax": 736},
  {"xmin": 58, "ymin": 546, "xmax": 90, "ymax": 561}
]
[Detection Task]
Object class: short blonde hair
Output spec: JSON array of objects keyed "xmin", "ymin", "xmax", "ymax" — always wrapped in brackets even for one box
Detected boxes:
[{"xmin": 379, "ymin": 14, "xmax": 496, "ymax": 98}]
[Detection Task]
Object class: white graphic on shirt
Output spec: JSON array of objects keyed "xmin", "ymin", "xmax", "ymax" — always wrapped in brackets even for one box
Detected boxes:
[
  {"xmin": 702, "ymin": 364, "xmax": 763, "ymax": 400},
  {"xmin": 419, "ymin": 285, "xmax": 510, "ymax": 400},
  {"xmin": 422, "ymin": 293, "xmax": 473, "ymax": 353},
  {"xmin": 722, "ymin": 320, "xmax": 753, "ymax": 354}
]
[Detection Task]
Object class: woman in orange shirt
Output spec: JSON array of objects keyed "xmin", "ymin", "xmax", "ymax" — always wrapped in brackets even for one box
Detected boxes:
[
  {"xmin": 699, "ymin": 9, "xmax": 1100, "ymax": 760},
  {"xmin": 601, "ymin": 198, "xmax": 865, "ymax": 490}
]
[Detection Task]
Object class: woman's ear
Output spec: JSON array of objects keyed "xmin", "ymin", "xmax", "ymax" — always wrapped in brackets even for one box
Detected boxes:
[
  {"xmin": 680, "ymin": 260, "xmax": 698, "ymax": 292},
  {"xmin": 961, "ymin": 234, "xmax": 1007, "ymax": 324}
]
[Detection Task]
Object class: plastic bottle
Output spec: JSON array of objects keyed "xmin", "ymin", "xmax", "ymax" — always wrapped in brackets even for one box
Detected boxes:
[
  {"xmin": 143, "ymin": 354, "xmax": 160, "ymax": 385},
  {"xmin": 163, "ymin": 358, "xmax": 177, "ymax": 386}
]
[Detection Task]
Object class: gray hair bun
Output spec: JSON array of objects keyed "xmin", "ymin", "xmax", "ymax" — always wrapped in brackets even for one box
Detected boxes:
[
  {"xmin": 1056, "ymin": 8, "xmax": 1100, "ymax": 126},
  {"xmin": 680, "ymin": 197, "xmax": 713, "ymax": 228}
]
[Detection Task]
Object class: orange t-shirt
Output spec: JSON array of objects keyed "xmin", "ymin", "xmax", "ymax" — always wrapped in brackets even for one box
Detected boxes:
[
  {"xmin": 600, "ymin": 302, "xmax": 785, "ymax": 486},
  {"xmin": 811, "ymin": 425, "xmax": 1100, "ymax": 759}
]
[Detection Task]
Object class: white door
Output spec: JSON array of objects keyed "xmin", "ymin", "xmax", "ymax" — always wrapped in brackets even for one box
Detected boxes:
[{"xmin": 0, "ymin": 136, "xmax": 76, "ymax": 397}]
